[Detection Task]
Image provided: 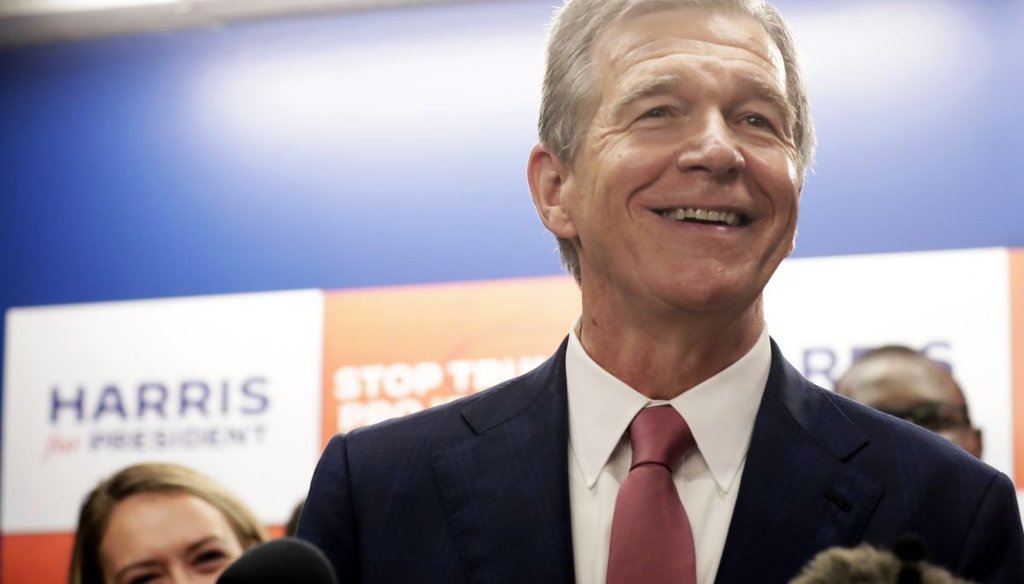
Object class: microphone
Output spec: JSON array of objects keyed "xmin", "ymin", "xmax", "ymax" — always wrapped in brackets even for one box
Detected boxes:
[
  {"xmin": 217, "ymin": 537, "xmax": 339, "ymax": 584},
  {"xmin": 893, "ymin": 534, "xmax": 926, "ymax": 584}
]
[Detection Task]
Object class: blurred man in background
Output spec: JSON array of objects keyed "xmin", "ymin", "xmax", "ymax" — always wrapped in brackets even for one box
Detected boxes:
[{"xmin": 836, "ymin": 346, "xmax": 982, "ymax": 458}]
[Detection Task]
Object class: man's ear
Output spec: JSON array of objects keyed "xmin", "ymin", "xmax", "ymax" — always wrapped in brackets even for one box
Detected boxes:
[{"xmin": 527, "ymin": 143, "xmax": 578, "ymax": 239}]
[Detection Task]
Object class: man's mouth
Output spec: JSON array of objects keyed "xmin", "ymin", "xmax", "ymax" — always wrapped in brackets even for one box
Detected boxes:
[{"xmin": 657, "ymin": 207, "xmax": 747, "ymax": 227}]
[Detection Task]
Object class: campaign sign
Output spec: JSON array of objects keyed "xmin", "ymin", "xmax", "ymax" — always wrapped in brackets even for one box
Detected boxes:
[
  {"xmin": 320, "ymin": 276, "xmax": 581, "ymax": 445},
  {"xmin": 2, "ymin": 250, "xmax": 1021, "ymax": 583},
  {"xmin": 1, "ymin": 290, "xmax": 324, "ymax": 536}
]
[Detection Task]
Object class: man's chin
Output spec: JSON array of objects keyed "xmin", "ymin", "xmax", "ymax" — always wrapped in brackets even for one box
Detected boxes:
[{"xmin": 653, "ymin": 281, "xmax": 763, "ymax": 319}]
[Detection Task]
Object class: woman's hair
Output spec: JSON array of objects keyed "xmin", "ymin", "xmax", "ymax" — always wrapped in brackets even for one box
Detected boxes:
[{"xmin": 68, "ymin": 462, "xmax": 268, "ymax": 584}]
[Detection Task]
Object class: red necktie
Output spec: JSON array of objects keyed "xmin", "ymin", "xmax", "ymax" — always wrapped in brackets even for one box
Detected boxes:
[{"xmin": 606, "ymin": 405, "xmax": 697, "ymax": 584}]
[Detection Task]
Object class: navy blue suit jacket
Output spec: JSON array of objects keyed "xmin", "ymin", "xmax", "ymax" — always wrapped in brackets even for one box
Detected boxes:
[{"xmin": 299, "ymin": 339, "xmax": 1024, "ymax": 583}]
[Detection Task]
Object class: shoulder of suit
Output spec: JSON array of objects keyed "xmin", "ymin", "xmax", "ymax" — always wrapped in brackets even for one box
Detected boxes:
[
  {"xmin": 823, "ymin": 388, "xmax": 997, "ymax": 479},
  {"xmin": 342, "ymin": 349, "xmax": 563, "ymax": 447}
]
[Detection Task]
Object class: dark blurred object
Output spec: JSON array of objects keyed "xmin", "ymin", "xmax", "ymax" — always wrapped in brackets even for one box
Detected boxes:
[
  {"xmin": 217, "ymin": 537, "xmax": 339, "ymax": 584},
  {"xmin": 894, "ymin": 534, "xmax": 925, "ymax": 584}
]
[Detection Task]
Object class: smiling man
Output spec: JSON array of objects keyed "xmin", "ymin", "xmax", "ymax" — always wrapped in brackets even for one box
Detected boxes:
[{"xmin": 298, "ymin": 1, "xmax": 1024, "ymax": 583}]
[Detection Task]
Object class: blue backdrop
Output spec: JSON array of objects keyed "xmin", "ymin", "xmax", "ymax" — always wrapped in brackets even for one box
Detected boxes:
[{"xmin": 1, "ymin": 0, "xmax": 1023, "ymax": 455}]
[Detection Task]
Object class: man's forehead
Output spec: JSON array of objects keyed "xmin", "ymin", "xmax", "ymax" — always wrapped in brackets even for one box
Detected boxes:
[
  {"xmin": 844, "ymin": 357, "xmax": 966, "ymax": 405},
  {"xmin": 595, "ymin": 6, "xmax": 785, "ymax": 80}
]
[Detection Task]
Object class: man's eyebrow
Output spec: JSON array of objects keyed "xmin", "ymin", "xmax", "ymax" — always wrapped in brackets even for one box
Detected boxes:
[
  {"xmin": 609, "ymin": 72, "xmax": 794, "ymax": 128},
  {"xmin": 609, "ymin": 74, "xmax": 684, "ymax": 120},
  {"xmin": 740, "ymin": 73, "xmax": 794, "ymax": 130}
]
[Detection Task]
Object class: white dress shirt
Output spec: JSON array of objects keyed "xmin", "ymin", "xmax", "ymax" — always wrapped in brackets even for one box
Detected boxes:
[{"xmin": 566, "ymin": 325, "xmax": 770, "ymax": 584}]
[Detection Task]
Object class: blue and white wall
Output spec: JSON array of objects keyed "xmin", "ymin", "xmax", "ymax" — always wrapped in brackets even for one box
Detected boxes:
[
  {"xmin": 2, "ymin": 0, "xmax": 1022, "ymax": 313},
  {"xmin": 1, "ymin": 0, "xmax": 1023, "ymax": 578}
]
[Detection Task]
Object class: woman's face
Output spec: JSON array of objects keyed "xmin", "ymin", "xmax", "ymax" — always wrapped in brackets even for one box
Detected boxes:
[{"xmin": 99, "ymin": 491, "xmax": 245, "ymax": 584}]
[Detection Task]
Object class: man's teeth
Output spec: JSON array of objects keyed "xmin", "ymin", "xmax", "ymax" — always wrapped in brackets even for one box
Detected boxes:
[{"xmin": 660, "ymin": 208, "xmax": 742, "ymax": 226}]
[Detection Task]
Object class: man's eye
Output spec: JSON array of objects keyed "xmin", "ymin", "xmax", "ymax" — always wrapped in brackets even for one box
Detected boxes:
[
  {"xmin": 642, "ymin": 107, "xmax": 670, "ymax": 119},
  {"xmin": 743, "ymin": 114, "xmax": 774, "ymax": 130}
]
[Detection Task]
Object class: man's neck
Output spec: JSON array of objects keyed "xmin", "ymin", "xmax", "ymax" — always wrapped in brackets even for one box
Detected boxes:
[{"xmin": 577, "ymin": 300, "xmax": 765, "ymax": 400}]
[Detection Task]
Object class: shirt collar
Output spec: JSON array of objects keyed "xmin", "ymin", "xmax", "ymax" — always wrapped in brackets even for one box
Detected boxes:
[{"xmin": 565, "ymin": 323, "xmax": 770, "ymax": 492}]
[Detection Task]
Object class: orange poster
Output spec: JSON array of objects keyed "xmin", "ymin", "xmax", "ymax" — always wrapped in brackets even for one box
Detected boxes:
[
  {"xmin": 1, "ymin": 533, "xmax": 74, "ymax": 584},
  {"xmin": 1011, "ymin": 250, "xmax": 1024, "ymax": 489},
  {"xmin": 320, "ymin": 276, "xmax": 581, "ymax": 446}
]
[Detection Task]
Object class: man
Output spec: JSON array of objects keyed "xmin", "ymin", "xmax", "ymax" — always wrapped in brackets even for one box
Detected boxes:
[
  {"xmin": 299, "ymin": 1, "xmax": 1024, "ymax": 582},
  {"xmin": 836, "ymin": 346, "xmax": 983, "ymax": 458}
]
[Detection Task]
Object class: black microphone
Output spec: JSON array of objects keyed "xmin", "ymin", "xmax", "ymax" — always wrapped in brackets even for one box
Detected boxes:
[
  {"xmin": 893, "ymin": 534, "xmax": 926, "ymax": 584},
  {"xmin": 217, "ymin": 537, "xmax": 339, "ymax": 584}
]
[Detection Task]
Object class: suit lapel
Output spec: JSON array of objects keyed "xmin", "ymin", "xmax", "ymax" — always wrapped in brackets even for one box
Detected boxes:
[
  {"xmin": 432, "ymin": 339, "xmax": 575, "ymax": 584},
  {"xmin": 715, "ymin": 341, "xmax": 885, "ymax": 583}
]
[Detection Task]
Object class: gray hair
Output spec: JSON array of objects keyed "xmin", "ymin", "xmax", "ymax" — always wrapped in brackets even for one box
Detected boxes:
[{"xmin": 538, "ymin": 0, "xmax": 816, "ymax": 283}]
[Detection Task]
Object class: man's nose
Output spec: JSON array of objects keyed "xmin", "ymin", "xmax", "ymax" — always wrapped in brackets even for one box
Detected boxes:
[{"xmin": 675, "ymin": 113, "xmax": 745, "ymax": 180}]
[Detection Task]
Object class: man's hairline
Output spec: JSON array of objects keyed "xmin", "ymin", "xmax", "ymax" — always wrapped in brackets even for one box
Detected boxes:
[
  {"xmin": 837, "ymin": 354, "xmax": 968, "ymax": 403},
  {"xmin": 556, "ymin": 3, "xmax": 800, "ymax": 171}
]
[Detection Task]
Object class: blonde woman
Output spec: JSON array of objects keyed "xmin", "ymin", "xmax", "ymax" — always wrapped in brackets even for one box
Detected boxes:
[{"xmin": 68, "ymin": 462, "xmax": 267, "ymax": 584}]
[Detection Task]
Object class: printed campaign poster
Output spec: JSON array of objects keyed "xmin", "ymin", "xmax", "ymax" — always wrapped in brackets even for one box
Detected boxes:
[
  {"xmin": 320, "ymin": 276, "xmax": 581, "ymax": 445},
  {"xmin": 2, "ymin": 249, "xmax": 1021, "ymax": 583},
  {"xmin": 1, "ymin": 290, "xmax": 324, "ymax": 583}
]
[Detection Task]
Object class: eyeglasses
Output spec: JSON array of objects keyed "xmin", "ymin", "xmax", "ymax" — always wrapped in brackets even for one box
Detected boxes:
[{"xmin": 877, "ymin": 401, "xmax": 972, "ymax": 433}]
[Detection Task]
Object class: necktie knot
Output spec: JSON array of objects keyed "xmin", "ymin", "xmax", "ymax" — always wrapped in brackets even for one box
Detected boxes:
[{"xmin": 629, "ymin": 406, "xmax": 694, "ymax": 471}]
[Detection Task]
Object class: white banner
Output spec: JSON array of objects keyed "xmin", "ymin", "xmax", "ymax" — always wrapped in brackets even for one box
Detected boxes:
[
  {"xmin": 2, "ymin": 290, "xmax": 324, "ymax": 533},
  {"xmin": 2, "ymin": 250, "xmax": 1018, "ymax": 537},
  {"xmin": 765, "ymin": 248, "xmax": 1014, "ymax": 478}
]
